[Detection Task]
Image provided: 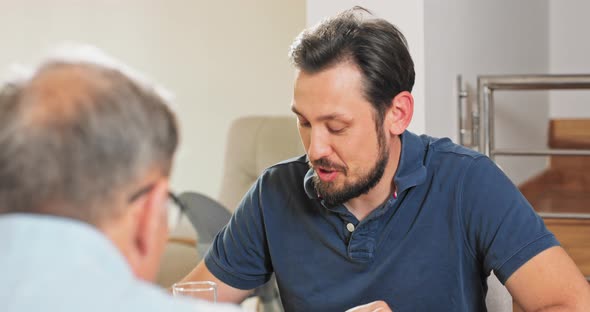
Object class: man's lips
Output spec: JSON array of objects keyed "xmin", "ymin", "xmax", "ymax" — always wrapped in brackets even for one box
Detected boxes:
[{"xmin": 316, "ymin": 167, "xmax": 339, "ymax": 182}]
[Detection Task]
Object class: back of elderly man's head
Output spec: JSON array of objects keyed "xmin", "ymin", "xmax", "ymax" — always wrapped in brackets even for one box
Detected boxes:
[{"xmin": 0, "ymin": 51, "xmax": 178, "ymax": 226}]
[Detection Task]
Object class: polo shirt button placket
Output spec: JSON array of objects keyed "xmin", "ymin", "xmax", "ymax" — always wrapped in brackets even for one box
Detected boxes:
[
  {"xmin": 346, "ymin": 222, "xmax": 355, "ymax": 259},
  {"xmin": 345, "ymin": 222, "xmax": 356, "ymax": 247},
  {"xmin": 346, "ymin": 222, "xmax": 355, "ymax": 233}
]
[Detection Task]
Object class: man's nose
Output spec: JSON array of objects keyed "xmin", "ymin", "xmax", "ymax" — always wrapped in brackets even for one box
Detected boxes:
[{"xmin": 307, "ymin": 130, "xmax": 332, "ymax": 162}]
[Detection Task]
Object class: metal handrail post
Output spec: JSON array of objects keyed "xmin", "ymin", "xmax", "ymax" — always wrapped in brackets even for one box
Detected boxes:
[{"xmin": 478, "ymin": 77, "xmax": 493, "ymax": 157}]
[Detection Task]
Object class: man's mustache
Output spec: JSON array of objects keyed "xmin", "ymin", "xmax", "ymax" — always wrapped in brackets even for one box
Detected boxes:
[{"xmin": 309, "ymin": 158, "xmax": 347, "ymax": 173}]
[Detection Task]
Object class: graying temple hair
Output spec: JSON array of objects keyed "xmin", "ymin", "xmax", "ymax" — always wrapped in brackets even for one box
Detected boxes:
[{"xmin": 0, "ymin": 45, "xmax": 179, "ymax": 224}]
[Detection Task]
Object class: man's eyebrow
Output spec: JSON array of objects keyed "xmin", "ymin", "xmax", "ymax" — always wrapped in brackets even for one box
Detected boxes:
[
  {"xmin": 290, "ymin": 106, "xmax": 351, "ymax": 122},
  {"xmin": 317, "ymin": 113, "xmax": 351, "ymax": 122}
]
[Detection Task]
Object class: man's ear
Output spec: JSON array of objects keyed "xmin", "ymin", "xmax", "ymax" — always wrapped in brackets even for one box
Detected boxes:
[
  {"xmin": 133, "ymin": 180, "xmax": 168, "ymax": 258},
  {"xmin": 385, "ymin": 91, "xmax": 414, "ymax": 136}
]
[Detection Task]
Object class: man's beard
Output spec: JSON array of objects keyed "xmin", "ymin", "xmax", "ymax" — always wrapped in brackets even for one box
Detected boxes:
[{"xmin": 311, "ymin": 130, "xmax": 389, "ymax": 207}]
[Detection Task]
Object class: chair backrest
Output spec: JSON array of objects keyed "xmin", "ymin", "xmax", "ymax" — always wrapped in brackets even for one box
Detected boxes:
[
  {"xmin": 218, "ymin": 116, "xmax": 304, "ymax": 211},
  {"xmin": 177, "ymin": 192, "xmax": 232, "ymax": 256}
]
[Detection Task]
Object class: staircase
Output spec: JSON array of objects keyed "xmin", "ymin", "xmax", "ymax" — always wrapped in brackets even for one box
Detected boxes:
[{"xmin": 518, "ymin": 119, "xmax": 590, "ymax": 280}]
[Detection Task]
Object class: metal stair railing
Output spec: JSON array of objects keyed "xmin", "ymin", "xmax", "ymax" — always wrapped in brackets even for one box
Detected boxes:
[{"xmin": 476, "ymin": 74, "xmax": 590, "ymax": 220}]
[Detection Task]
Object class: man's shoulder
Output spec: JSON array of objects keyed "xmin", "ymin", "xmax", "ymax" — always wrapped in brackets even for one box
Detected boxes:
[
  {"xmin": 421, "ymin": 134, "xmax": 482, "ymax": 159},
  {"xmin": 260, "ymin": 154, "xmax": 309, "ymax": 180},
  {"xmin": 242, "ymin": 154, "xmax": 312, "ymax": 202},
  {"xmin": 268, "ymin": 154, "xmax": 309, "ymax": 169}
]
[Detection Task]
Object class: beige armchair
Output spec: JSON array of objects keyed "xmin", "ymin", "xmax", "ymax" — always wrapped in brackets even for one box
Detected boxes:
[{"xmin": 217, "ymin": 115, "xmax": 304, "ymax": 212}]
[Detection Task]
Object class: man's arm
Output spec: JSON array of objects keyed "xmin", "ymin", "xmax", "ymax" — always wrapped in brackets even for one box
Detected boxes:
[
  {"xmin": 506, "ymin": 246, "xmax": 590, "ymax": 311},
  {"xmin": 180, "ymin": 261, "xmax": 254, "ymax": 303}
]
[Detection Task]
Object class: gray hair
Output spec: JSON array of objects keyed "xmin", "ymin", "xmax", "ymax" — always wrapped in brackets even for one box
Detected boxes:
[{"xmin": 0, "ymin": 46, "xmax": 178, "ymax": 224}]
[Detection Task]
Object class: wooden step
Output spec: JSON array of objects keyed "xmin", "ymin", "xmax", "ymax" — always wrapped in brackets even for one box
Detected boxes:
[
  {"xmin": 519, "ymin": 168, "xmax": 590, "ymax": 214},
  {"xmin": 549, "ymin": 119, "xmax": 590, "ymax": 150}
]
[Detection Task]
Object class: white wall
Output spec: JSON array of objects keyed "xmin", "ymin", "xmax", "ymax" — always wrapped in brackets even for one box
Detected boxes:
[
  {"xmin": 0, "ymin": 0, "xmax": 306, "ymax": 199},
  {"xmin": 424, "ymin": 0, "xmax": 550, "ymax": 185},
  {"xmin": 306, "ymin": 0, "xmax": 426, "ymax": 135},
  {"xmin": 549, "ymin": 0, "xmax": 590, "ymax": 118}
]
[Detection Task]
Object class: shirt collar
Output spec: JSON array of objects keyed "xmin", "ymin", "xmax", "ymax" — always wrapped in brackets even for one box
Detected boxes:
[
  {"xmin": 394, "ymin": 130, "xmax": 428, "ymax": 195},
  {"xmin": 303, "ymin": 130, "xmax": 427, "ymax": 200}
]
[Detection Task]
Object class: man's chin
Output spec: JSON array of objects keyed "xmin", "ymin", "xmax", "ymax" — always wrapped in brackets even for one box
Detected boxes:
[
  {"xmin": 315, "ymin": 180, "xmax": 341, "ymax": 195},
  {"xmin": 317, "ymin": 187, "xmax": 350, "ymax": 205}
]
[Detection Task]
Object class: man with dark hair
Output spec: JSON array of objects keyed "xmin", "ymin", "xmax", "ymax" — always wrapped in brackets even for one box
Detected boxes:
[
  {"xmin": 0, "ymin": 47, "xmax": 239, "ymax": 312},
  {"xmin": 181, "ymin": 7, "xmax": 590, "ymax": 311}
]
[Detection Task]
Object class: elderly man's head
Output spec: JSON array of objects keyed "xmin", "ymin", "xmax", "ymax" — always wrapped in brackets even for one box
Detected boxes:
[{"xmin": 0, "ymin": 48, "xmax": 178, "ymax": 281}]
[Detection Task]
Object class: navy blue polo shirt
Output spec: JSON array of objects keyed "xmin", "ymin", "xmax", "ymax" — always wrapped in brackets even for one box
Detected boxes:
[{"xmin": 205, "ymin": 131, "xmax": 559, "ymax": 311}]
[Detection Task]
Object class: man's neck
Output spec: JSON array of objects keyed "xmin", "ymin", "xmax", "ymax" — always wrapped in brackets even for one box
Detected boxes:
[{"xmin": 345, "ymin": 136, "xmax": 402, "ymax": 221}]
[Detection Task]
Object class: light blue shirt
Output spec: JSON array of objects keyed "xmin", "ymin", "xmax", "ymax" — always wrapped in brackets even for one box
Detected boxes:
[{"xmin": 0, "ymin": 214, "xmax": 239, "ymax": 312}]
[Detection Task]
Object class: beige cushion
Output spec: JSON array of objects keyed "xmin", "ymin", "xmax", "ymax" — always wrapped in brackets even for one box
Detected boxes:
[{"xmin": 218, "ymin": 116, "xmax": 304, "ymax": 211}]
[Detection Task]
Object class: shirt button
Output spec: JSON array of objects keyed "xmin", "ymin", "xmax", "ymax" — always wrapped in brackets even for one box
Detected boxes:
[{"xmin": 346, "ymin": 223, "xmax": 355, "ymax": 232}]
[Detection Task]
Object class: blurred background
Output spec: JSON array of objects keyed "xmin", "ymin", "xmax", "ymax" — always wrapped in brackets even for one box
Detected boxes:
[{"xmin": 2, "ymin": 0, "xmax": 588, "ymax": 201}]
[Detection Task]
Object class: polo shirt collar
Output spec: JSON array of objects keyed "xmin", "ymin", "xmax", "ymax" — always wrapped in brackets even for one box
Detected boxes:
[
  {"xmin": 303, "ymin": 130, "xmax": 427, "ymax": 200},
  {"xmin": 394, "ymin": 130, "xmax": 428, "ymax": 195}
]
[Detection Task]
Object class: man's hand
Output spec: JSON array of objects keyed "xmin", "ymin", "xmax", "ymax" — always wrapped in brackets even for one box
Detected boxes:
[{"xmin": 345, "ymin": 300, "xmax": 392, "ymax": 312}]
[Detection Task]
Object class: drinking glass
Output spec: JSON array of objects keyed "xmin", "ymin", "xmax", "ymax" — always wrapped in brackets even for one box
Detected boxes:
[{"xmin": 172, "ymin": 281, "xmax": 217, "ymax": 303}]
